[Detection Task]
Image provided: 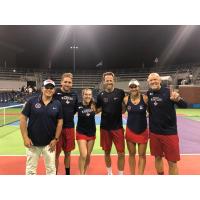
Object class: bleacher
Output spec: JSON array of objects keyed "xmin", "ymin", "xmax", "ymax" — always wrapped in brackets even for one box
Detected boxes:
[
  {"xmin": 0, "ymin": 63, "xmax": 200, "ymax": 105},
  {"xmin": 0, "ymin": 91, "xmax": 39, "ymax": 107}
]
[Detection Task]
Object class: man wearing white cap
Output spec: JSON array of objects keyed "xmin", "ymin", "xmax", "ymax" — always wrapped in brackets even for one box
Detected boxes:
[{"xmin": 20, "ymin": 79, "xmax": 63, "ymax": 175}]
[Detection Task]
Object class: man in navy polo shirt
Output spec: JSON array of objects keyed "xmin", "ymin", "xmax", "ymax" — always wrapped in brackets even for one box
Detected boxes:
[
  {"xmin": 20, "ymin": 79, "xmax": 63, "ymax": 175},
  {"xmin": 147, "ymin": 73, "xmax": 187, "ymax": 175}
]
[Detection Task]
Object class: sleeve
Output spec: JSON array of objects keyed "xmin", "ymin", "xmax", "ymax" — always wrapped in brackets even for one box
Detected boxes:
[
  {"xmin": 74, "ymin": 94, "xmax": 78, "ymax": 114},
  {"xmin": 175, "ymin": 99, "xmax": 188, "ymax": 108},
  {"xmin": 96, "ymin": 93, "xmax": 102, "ymax": 109},
  {"xmin": 21, "ymin": 100, "xmax": 32, "ymax": 117},
  {"xmin": 57, "ymin": 102, "xmax": 63, "ymax": 119},
  {"xmin": 121, "ymin": 89, "xmax": 125, "ymax": 99}
]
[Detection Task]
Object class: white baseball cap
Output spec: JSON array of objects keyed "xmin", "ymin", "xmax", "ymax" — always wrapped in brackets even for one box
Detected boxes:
[
  {"xmin": 128, "ymin": 79, "xmax": 140, "ymax": 87},
  {"xmin": 43, "ymin": 79, "xmax": 55, "ymax": 87}
]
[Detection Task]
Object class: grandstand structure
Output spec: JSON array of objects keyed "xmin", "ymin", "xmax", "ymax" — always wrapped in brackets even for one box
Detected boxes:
[{"xmin": 0, "ymin": 63, "xmax": 200, "ymax": 106}]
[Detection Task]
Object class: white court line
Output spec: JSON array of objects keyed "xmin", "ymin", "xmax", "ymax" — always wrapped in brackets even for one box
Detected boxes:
[{"xmin": 1, "ymin": 153, "xmax": 200, "ymax": 157}]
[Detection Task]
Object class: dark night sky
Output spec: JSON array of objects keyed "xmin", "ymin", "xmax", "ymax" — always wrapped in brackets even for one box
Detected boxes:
[{"xmin": 0, "ymin": 25, "xmax": 200, "ymax": 70}]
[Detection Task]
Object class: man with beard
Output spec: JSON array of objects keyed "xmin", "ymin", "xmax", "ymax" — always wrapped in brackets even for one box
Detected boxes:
[{"xmin": 54, "ymin": 73, "xmax": 78, "ymax": 175}]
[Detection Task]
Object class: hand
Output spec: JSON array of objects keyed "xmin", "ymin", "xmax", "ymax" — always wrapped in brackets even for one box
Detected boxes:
[
  {"xmin": 24, "ymin": 137, "xmax": 33, "ymax": 148},
  {"xmin": 48, "ymin": 139, "xmax": 57, "ymax": 152},
  {"xmin": 170, "ymin": 91, "xmax": 181, "ymax": 102}
]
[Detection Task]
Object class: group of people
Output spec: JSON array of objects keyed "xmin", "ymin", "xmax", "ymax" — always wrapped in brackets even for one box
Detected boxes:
[{"xmin": 20, "ymin": 71, "xmax": 187, "ymax": 175}]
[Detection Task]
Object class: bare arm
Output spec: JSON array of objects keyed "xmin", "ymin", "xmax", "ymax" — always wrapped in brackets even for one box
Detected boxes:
[
  {"xmin": 142, "ymin": 94, "xmax": 149, "ymax": 115},
  {"xmin": 49, "ymin": 119, "xmax": 63, "ymax": 152},
  {"xmin": 122, "ymin": 96, "xmax": 128, "ymax": 114},
  {"xmin": 96, "ymin": 107, "xmax": 102, "ymax": 114},
  {"xmin": 20, "ymin": 113, "xmax": 33, "ymax": 148},
  {"xmin": 142, "ymin": 94, "xmax": 148, "ymax": 105}
]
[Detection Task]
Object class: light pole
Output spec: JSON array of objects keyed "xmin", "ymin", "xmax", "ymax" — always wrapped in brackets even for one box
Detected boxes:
[{"xmin": 70, "ymin": 44, "xmax": 78, "ymax": 73}]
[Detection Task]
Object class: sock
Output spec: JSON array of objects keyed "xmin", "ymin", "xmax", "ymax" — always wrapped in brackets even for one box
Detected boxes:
[
  {"xmin": 106, "ymin": 167, "xmax": 112, "ymax": 175},
  {"xmin": 118, "ymin": 171, "xmax": 124, "ymax": 175},
  {"xmin": 157, "ymin": 172, "xmax": 164, "ymax": 175},
  {"xmin": 65, "ymin": 168, "xmax": 70, "ymax": 175}
]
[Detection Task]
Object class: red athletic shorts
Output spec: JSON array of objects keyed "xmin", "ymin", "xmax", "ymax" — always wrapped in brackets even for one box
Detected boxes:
[
  {"xmin": 76, "ymin": 131, "xmax": 96, "ymax": 141},
  {"xmin": 125, "ymin": 127, "xmax": 149, "ymax": 144},
  {"xmin": 100, "ymin": 128, "xmax": 125, "ymax": 153},
  {"xmin": 150, "ymin": 132, "xmax": 180, "ymax": 162},
  {"xmin": 56, "ymin": 128, "xmax": 75, "ymax": 155}
]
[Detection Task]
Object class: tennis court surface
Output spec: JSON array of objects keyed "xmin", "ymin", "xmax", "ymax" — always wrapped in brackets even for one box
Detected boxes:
[{"xmin": 0, "ymin": 109, "xmax": 200, "ymax": 175}]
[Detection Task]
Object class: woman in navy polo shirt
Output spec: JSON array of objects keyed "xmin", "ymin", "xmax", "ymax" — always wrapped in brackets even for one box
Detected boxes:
[
  {"xmin": 76, "ymin": 88, "xmax": 96, "ymax": 175},
  {"xmin": 123, "ymin": 79, "xmax": 148, "ymax": 175},
  {"xmin": 20, "ymin": 79, "xmax": 63, "ymax": 175}
]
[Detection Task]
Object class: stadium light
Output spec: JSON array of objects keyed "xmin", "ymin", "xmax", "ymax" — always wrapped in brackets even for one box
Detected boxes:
[{"xmin": 70, "ymin": 44, "xmax": 78, "ymax": 73}]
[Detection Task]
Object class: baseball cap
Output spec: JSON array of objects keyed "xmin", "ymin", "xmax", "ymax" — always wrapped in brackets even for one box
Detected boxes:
[
  {"xmin": 128, "ymin": 79, "xmax": 140, "ymax": 87},
  {"xmin": 43, "ymin": 79, "xmax": 55, "ymax": 87}
]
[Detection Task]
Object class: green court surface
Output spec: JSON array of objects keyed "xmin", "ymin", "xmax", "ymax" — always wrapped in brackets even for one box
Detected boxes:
[
  {"xmin": 0, "ymin": 125, "xmax": 150, "ymax": 155},
  {"xmin": 176, "ymin": 108, "xmax": 200, "ymax": 121},
  {"xmin": 0, "ymin": 108, "xmax": 199, "ymax": 156},
  {"xmin": 0, "ymin": 107, "xmax": 22, "ymax": 126}
]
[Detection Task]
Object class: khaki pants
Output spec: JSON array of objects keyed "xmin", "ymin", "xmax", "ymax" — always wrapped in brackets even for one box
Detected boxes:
[{"xmin": 26, "ymin": 145, "xmax": 56, "ymax": 175}]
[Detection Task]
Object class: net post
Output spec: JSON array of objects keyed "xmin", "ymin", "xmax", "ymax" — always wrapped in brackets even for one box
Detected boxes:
[{"xmin": 3, "ymin": 108, "xmax": 5, "ymax": 126}]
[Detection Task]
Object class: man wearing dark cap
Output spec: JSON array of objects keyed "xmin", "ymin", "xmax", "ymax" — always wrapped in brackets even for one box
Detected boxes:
[{"xmin": 20, "ymin": 79, "xmax": 63, "ymax": 175}]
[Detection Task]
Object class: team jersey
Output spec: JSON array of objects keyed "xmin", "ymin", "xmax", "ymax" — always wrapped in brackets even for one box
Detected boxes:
[
  {"xmin": 54, "ymin": 88, "xmax": 78, "ymax": 128},
  {"xmin": 76, "ymin": 102, "xmax": 96, "ymax": 137},
  {"xmin": 126, "ymin": 95, "xmax": 147, "ymax": 133},
  {"xmin": 21, "ymin": 95, "xmax": 63, "ymax": 146},
  {"xmin": 147, "ymin": 86, "xmax": 187, "ymax": 135},
  {"xmin": 96, "ymin": 88, "xmax": 125, "ymax": 130}
]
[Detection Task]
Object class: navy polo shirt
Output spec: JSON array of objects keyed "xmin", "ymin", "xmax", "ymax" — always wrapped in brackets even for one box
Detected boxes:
[
  {"xmin": 22, "ymin": 95, "xmax": 63, "ymax": 146},
  {"xmin": 147, "ymin": 86, "xmax": 187, "ymax": 135}
]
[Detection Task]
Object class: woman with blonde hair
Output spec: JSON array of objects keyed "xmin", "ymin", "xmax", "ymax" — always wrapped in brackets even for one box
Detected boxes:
[{"xmin": 76, "ymin": 88, "xmax": 96, "ymax": 175}]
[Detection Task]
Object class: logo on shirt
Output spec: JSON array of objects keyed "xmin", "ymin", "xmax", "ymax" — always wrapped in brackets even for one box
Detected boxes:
[
  {"xmin": 127, "ymin": 105, "xmax": 131, "ymax": 111},
  {"xmin": 154, "ymin": 101, "xmax": 158, "ymax": 106},
  {"xmin": 114, "ymin": 97, "xmax": 118, "ymax": 101},
  {"xmin": 61, "ymin": 96, "xmax": 74, "ymax": 104},
  {"xmin": 35, "ymin": 103, "xmax": 41, "ymax": 109},
  {"xmin": 52, "ymin": 107, "xmax": 57, "ymax": 110},
  {"xmin": 139, "ymin": 105, "xmax": 144, "ymax": 110},
  {"xmin": 82, "ymin": 108, "xmax": 92, "ymax": 117},
  {"xmin": 151, "ymin": 97, "xmax": 162, "ymax": 106}
]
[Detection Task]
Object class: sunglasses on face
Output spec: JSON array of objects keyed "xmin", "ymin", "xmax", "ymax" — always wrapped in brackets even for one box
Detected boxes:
[
  {"xmin": 129, "ymin": 85, "xmax": 138, "ymax": 89},
  {"xmin": 44, "ymin": 85, "xmax": 54, "ymax": 90}
]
